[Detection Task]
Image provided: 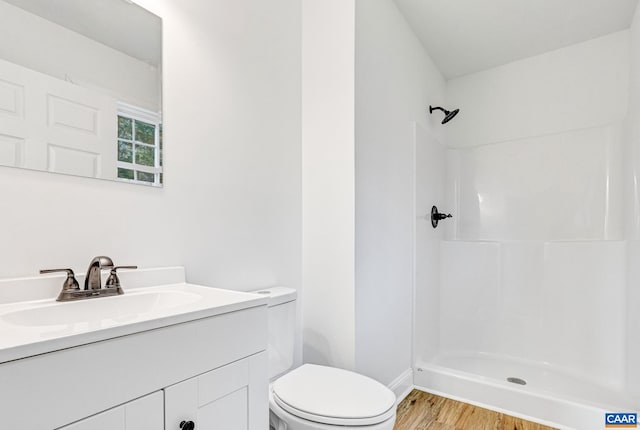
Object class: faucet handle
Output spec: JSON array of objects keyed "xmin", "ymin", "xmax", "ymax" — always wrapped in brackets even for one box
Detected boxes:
[
  {"xmin": 105, "ymin": 266, "xmax": 138, "ymax": 293},
  {"xmin": 40, "ymin": 269, "xmax": 80, "ymax": 299}
]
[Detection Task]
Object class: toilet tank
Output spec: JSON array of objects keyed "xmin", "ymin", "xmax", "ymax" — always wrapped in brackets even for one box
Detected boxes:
[{"xmin": 252, "ymin": 287, "xmax": 297, "ymax": 379}]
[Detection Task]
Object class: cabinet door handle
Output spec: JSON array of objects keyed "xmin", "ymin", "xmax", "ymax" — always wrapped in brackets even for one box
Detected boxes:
[{"xmin": 179, "ymin": 420, "xmax": 195, "ymax": 430}]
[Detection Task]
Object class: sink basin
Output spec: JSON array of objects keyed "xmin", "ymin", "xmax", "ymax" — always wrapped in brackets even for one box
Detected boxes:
[
  {"xmin": 0, "ymin": 282, "xmax": 267, "ymax": 364},
  {"xmin": 1, "ymin": 289, "xmax": 202, "ymax": 328}
]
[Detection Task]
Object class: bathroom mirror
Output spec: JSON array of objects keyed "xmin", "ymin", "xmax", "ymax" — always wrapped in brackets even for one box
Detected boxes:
[{"xmin": 0, "ymin": 0, "xmax": 163, "ymax": 186}]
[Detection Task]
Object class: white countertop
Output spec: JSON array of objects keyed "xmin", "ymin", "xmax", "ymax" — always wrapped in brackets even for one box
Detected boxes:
[{"xmin": 0, "ymin": 269, "xmax": 268, "ymax": 364}]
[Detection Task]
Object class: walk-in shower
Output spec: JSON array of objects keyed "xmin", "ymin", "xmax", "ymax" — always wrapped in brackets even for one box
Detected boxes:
[{"xmin": 413, "ymin": 24, "xmax": 640, "ymax": 429}]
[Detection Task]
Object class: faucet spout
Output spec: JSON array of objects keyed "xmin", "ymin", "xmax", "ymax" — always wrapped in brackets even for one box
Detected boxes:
[{"xmin": 84, "ymin": 256, "xmax": 114, "ymax": 290}]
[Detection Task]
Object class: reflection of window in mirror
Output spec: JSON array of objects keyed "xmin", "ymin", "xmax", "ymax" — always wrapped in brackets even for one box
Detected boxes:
[{"xmin": 117, "ymin": 103, "xmax": 163, "ymax": 186}]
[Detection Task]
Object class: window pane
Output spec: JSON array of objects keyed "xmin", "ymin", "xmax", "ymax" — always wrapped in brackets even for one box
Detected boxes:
[
  {"xmin": 118, "ymin": 141, "xmax": 133, "ymax": 162},
  {"xmin": 118, "ymin": 168, "xmax": 134, "ymax": 180},
  {"xmin": 118, "ymin": 116, "xmax": 133, "ymax": 139},
  {"xmin": 135, "ymin": 144, "xmax": 155, "ymax": 166},
  {"xmin": 136, "ymin": 171, "xmax": 155, "ymax": 183},
  {"xmin": 135, "ymin": 120, "xmax": 156, "ymax": 145},
  {"xmin": 159, "ymin": 123, "xmax": 163, "ymax": 167}
]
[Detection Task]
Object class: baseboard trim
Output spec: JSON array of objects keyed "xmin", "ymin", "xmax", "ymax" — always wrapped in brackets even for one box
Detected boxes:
[{"xmin": 388, "ymin": 369, "xmax": 414, "ymax": 404}]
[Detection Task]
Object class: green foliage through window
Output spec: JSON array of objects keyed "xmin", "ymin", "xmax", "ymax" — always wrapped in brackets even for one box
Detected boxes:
[
  {"xmin": 137, "ymin": 171, "xmax": 155, "ymax": 183},
  {"xmin": 118, "ymin": 117, "xmax": 132, "ymax": 140},
  {"xmin": 135, "ymin": 121, "xmax": 156, "ymax": 145},
  {"xmin": 116, "ymin": 107, "xmax": 162, "ymax": 185},
  {"xmin": 135, "ymin": 145, "xmax": 155, "ymax": 166},
  {"xmin": 118, "ymin": 141, "xmax": 133, "ymax": 163},
  {"xmin": 118, "ymin": 168, "xmax": 134, "ymax": 180}
]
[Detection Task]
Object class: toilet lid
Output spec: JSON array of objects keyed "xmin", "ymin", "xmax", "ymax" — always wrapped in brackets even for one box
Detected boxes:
[{"xmin": 272, "ymin": 364, "xmax": 396, "ymax": 426}]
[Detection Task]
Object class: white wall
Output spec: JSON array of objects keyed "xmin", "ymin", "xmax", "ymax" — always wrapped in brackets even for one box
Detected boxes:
[
  {"xmin": 0, "ymin": 0, "xmax": 159, "ymax": 111},
  {"xmin": 431, "ymin": 31, "xmax": 632, "ymax": 392},
  {"xmin": 299, "ymin": 0, "xmax": 447, "ymax": 387},
  {"xmin": 0, "ymin": 0, "xmax": 302, "ymax": 359},
  {"xmin": 301, "ymin": 0, "xmax": 356, "ymax": 371},
  {"xmin": 354, "ymin": 0, "xmax": 445, "ymax": 385}
]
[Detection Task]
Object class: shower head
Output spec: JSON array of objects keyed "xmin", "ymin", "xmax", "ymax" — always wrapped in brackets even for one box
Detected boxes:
[{"xmin": 429, "ymin": 105, "xmax": 459, "ymax": 124}]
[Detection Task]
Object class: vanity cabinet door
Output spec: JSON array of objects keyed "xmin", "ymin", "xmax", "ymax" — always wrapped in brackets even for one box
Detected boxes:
[
  {"xmin": 164, "ymin": 352, "xmax": 268, "ymax": 430},
  {"xmin": 57, "ymin": 391, "xmax": 163, "ymax": 430}
]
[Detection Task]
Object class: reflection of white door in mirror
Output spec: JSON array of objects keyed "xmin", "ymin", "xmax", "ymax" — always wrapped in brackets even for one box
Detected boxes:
[{"xmin": 0, "ymin": 58, "xmax": 117, "ymax": 179}]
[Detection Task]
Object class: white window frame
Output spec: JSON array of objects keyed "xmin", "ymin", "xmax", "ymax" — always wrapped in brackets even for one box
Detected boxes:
[{"xmin": 116, "ymin": 102, "xmax": 163, "ymax": 186}]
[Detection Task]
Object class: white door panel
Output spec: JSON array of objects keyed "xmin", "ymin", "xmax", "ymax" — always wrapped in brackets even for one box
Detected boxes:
[
  {"xmin": 0, "ymin": 75, "xmax": 25, "ymax": 118},
  {"xmin": 0, "ymin": 133, "xmax": 24, "ymax": 167},
  {"xmin": 42, "ymin": 76, "xmax": 117, "ymax": 178},
  {"xmin": 0, "ymin": 57, "xmax": 117, "ymax": 178}
]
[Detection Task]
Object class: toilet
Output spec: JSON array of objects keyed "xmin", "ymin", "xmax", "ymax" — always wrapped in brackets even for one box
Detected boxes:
[{"xmin": 253, "ymin": 287, "xmax": 397, "ymax": 430}]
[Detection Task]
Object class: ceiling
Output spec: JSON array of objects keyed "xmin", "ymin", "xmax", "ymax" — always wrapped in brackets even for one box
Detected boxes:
[
  {"xmin": 3, "ymin": 0, "xmax": 161, "ymax": 67},
  {"xmin": 393, "ymin": 0, "xmax": 640, "ymax": 79}
]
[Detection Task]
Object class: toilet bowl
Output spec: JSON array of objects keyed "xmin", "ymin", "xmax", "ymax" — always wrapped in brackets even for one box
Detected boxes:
[{"xmin": 253, "ymin": 287, "xmax": 397, "ymax": 430}]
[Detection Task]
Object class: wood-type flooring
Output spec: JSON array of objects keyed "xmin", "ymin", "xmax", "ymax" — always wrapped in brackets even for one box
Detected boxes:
[{"xmin": 393, "ymin": 390, "xmax": 557, "ymax": 430}]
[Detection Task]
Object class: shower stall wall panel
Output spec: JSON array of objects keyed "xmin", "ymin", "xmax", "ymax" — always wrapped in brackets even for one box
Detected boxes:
[
  {"xmin": 447, "ymin": 125, "xmax": 623, "ymax": 242},
  {"xmin": 413, "ymin": 122, "xmax": 446, "ymax": 363},
  {"xmin": 438, "ymin": 241, "xmax": 626, "ymax": 389},
  {"xmin": 627, "ymin": 241, "xmax": 640, "ymax": 399},
  {"xmin": 627, "ymin": 4, "xmax": 640, "ymax": 400}
]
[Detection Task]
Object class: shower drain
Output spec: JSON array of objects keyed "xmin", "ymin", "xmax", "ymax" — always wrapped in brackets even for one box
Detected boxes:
[{"xmin": 507, "ymin": 377, "xmax": 527, "ymax": 385}]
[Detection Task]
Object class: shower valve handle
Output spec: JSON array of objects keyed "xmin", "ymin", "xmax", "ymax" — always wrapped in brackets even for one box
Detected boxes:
[{"xmin": 431, "ymin": 206, "xmax": 452, "ymax": 228}]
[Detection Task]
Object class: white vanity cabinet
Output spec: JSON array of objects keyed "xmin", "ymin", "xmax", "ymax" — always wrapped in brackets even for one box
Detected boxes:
[
  {"xmin": 0, "ymin": 301, "xmax": 268, "ymax": 429},
  {"xmin": 58, "ymin": 351, "xmax": 268, "ymax": 430},
  {"xmin": 59, "ymin": 392, "xmax": 164, "ymax": 430}
]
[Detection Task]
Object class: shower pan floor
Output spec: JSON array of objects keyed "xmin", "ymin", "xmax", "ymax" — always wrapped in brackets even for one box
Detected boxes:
[{"xmin": 414, "ymin": 352, "xmax": 638, "ymax": 430}]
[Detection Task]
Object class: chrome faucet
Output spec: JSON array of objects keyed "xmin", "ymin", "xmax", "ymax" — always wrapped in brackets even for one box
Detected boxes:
[{"xmin": 84, "ymin": 256, "xmax": 114, "ymax": 290}]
